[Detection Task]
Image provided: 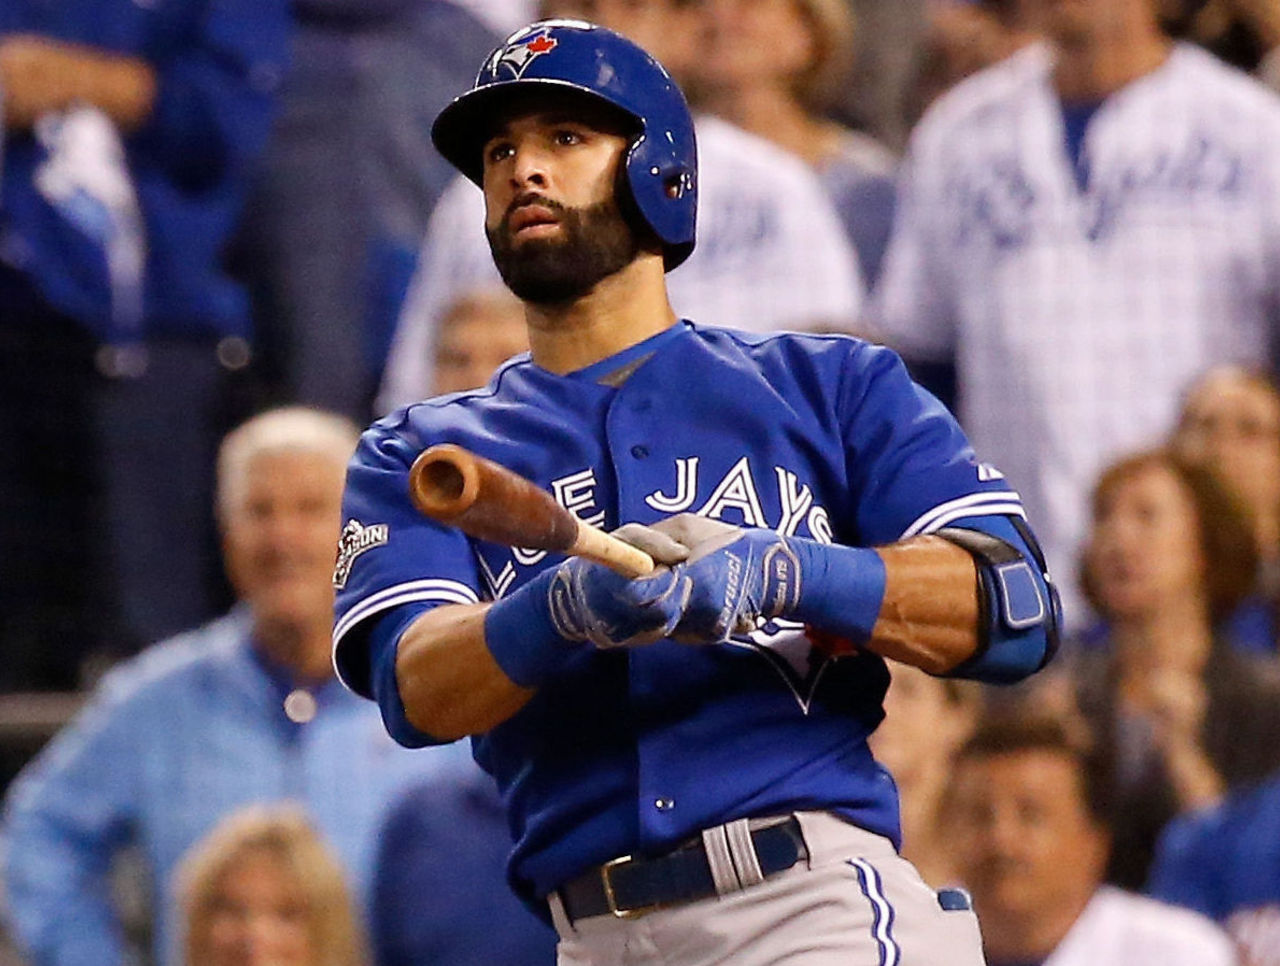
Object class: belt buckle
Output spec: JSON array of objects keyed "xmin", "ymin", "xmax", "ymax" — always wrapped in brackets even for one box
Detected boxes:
[{"xmin": 601, "ymin": 855, "xmax": 662, "ymax": 919}]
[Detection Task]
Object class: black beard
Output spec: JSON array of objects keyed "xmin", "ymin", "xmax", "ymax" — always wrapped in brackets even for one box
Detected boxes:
[{"xmin": 487, "ymin": 194, "xmax": 641, "ymax": 305}]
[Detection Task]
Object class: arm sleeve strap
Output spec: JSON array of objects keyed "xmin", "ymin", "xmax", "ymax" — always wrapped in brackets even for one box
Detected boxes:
[{"xmin": 933, "ymin": 514, "xmax": 1061, "ymax": 683}]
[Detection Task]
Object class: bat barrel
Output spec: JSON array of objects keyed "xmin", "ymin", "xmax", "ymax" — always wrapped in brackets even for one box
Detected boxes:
[
  {"xmin": 407, "ymin": 443, "xmax": 654, "ymax": 576},
  {"xmin": 409, "ymin": 445, "xmax": 480, "ymax": 520}
]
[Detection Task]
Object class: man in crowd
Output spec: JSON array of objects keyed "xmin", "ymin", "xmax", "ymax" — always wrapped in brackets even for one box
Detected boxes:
[
  {"xmin": 950, "ymin": 711, "xmax": 1237, "ymax": 965},
  {"xmin": 871, "ymin": 0, "xmax": 1280, "ymax": 628},
  {"xmin": 0, "ymin": 0, "xmax": 290, "ymax": 684},
  {"xmin": 1, "ymin": 408, "xmax": 460, "ymax": 965}
]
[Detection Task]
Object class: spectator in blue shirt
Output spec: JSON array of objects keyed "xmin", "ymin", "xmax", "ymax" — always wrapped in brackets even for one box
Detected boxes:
[
  {"xmin": 233, "ymin": 0, "xmax": 498, "ymax": 422},
  {"xmin": 1149, "ymin": 763, "xmax": 1280, "ymax": 964},
  {"xmin": 0, "ymin": 0, "xmax": 290, "ymax": 689},
  {"xmin": 1, "ymin": 408, "xmax": 464, "ymax": 966},
  {"xmin": 372, "ymin": 765, "xmax": 558, "ymax": 966}
]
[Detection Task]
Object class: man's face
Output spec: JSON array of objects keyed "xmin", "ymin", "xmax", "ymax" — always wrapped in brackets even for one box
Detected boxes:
[
  {"xmin": 950, "ymin": 749, "xmax": 1109, "ymax": 924},
  {"xmin": 482, "ymin": 107, "xmax": 640, "ymax": 304},
  {"xmin": 221, "ymin": 449, "xmax": 346, "ymax": 636},
  {"xmin": 1036, "ymin": 0, "xmax": 1152, "ymax": 45},
  {"xmin": 432, "ymin": 291, "xmax": 529, "ymax": 393}
]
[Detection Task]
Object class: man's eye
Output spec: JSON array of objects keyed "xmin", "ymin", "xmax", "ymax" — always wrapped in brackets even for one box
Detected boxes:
[
  {"xmin": 555, "ymin": 130, "xmax": 582, "ymax": 146},
  {"xmin": 486, "ymin": 143, "xmax": 514, "ymax": 164}
]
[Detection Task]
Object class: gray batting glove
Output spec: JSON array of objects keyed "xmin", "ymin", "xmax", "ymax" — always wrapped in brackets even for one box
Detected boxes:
[
  {"xmin": 546, "ymin": 523, "xmax": 692, "ymax": 649},
  {"xmin": 648, "ymin": 513, "xmax": 802, "ymax": 643},
  {"xmin": 612, "ymin": 522, "xmax": 691, "ymax": 567}
]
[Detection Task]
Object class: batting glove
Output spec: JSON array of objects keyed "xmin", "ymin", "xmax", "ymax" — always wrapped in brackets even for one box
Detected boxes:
[
  {"xmin": 546, "ymin": 523, "xmax": 692, "ymax": 649},
  {"xmin": 648, "ymin": 514, "xmax": 802, "ymax": 642}
]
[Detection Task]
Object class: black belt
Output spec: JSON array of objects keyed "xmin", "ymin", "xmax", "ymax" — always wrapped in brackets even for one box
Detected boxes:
[{"xmin": 557, "ymin": 817, "xmax": 808, "ymax": 922}]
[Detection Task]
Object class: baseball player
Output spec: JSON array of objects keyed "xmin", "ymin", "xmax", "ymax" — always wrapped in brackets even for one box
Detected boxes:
[
  {"xmin": 334, "ymin": 19, "xmax": 1059, "ymax": 965},
  {"xmin": 871, "ymin": 0, "xmax": 1280, "ymax": 632},
  {"xmin": 375, "ymin": 0, "xmax": 863, "ymax": 415}
]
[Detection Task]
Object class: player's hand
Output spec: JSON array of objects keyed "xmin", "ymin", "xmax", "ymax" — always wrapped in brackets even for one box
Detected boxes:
[
  {"xmin": 648, "ymin": 514, "xmax": 802, "ymax": 643},
  {"xmin": 545, "ymin": 523, "xmax": 691, "ymax": 649}
]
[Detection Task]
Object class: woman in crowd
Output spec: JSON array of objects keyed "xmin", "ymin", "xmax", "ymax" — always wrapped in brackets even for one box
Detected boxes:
[
  {"xmin": 696, "ymin": 0, "xmax": 899, "ymax": 287},
  {"xmin": 176, "ymin": 806, "xmax": 368, "ymax": 966},
  {"xmin": 1172, "ymin": 364, "xmax": 1280, "ymax": 653},
  {"xmin": 1065, "ymin": 448, "xmax": 1280, "ymax": 890}
]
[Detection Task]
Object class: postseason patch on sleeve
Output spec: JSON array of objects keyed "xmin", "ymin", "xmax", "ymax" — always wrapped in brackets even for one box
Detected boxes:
[{"xmin": 332, "ymin": 519, "xmax": 390, "ymax": 589}]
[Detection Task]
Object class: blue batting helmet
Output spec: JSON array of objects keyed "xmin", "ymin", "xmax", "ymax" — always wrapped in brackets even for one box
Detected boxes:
[{"xmin": 431, "ymin": 19, "xmax": 698, "ymax": 269}]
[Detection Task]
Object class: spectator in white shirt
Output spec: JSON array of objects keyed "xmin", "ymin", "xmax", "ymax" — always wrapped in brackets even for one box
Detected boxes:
[{"xmin": 949, "ymin": 710, "xmax": 1238, "ymax": 966}]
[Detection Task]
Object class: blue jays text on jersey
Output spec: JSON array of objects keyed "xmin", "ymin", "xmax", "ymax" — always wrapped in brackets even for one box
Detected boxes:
[{"xmin": 333, "ymin": 321, "xmax": 1030, "ymax": 904}]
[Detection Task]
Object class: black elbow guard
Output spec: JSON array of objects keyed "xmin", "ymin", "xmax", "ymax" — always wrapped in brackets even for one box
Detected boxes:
[{"xmin": 935, "ymin": 517, "xmax": 1061, "ymax": 683}]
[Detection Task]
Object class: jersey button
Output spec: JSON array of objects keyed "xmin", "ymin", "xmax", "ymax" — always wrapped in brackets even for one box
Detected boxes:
[
  {"xmin": 654, "ymin": 797, "xmax": 675, "ymax": 812},
  {"xmin": 631, "ymin": 445, "xmax": 650, "ymax": 459}
]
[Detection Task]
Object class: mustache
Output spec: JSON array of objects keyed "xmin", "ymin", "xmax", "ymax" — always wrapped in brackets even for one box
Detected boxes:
[{"xmin": 502, "ymin": 192, "xmax": 567, "ymax": 230}]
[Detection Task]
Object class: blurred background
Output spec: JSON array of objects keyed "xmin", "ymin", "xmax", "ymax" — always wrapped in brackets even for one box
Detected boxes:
[{"xmin": 5, "ymin": 0, "xmax": 1280, "ymax": 964}]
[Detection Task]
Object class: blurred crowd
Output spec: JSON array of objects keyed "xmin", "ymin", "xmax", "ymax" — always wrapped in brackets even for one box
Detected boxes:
[{"xmin": 4, "ymin": 0, "xmax": 1280, "ymax": 964}]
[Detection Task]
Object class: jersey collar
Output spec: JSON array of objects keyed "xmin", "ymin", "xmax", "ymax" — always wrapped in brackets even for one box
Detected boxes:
[{"xmin": 568, "ymin": 320, "xmax": 691, "ymax": 386}]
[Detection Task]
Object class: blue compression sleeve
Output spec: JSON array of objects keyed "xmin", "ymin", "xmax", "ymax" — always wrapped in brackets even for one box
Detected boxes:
[
  {"xmin": 784, "ymin": 538, "xmax": 887, "ymax": 644},
  {"xmin": 484, "ymin": 567, "xmax": 592, "ymax": 688},
  {"xmin": 783, "ymin": 517, "xmax": 1055, "ymax": 684}
]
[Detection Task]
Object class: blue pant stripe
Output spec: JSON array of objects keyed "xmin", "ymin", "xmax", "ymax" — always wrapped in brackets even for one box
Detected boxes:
[{"xmin": 850, "ymin": 858, "xmax": 900, "ymax": 966}]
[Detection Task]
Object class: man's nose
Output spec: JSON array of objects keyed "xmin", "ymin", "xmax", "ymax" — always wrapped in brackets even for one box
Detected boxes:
[{"xmin": 510, "ymin": 142, "xmax": 551, "ymax": 188}]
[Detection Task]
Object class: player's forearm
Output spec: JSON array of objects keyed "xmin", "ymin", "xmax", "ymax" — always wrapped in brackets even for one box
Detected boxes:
[
  {"xmin": 792, "ymin": 536, "xmax": 980, "ymax": 674},
  {"xmin": 396, "ymin": 603, "xmax": 535, "ymax": 741},
  {"xmin": 866, "ymin": 537, "xmax": 981, "ymax": 673}
]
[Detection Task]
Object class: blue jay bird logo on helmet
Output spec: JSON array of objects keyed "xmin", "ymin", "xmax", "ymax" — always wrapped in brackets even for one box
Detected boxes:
[{"xmin": 493, "ymin": 30, "xmax": 559, "ymax": 79}]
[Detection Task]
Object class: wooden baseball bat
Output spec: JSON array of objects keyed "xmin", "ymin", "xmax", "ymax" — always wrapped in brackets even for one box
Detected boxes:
[{"xmin": 407, "ymin": 443, "xmax": 655, "ymax": 578}]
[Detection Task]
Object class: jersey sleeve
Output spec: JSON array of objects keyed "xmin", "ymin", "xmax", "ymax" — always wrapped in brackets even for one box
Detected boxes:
[
  {"xmin": 838, "ymin": 341, "xmax": 1024, "ymax": 545},
  {"xmin": 332, "ymin": 421, "xmax": 483, "ymax": 697}
]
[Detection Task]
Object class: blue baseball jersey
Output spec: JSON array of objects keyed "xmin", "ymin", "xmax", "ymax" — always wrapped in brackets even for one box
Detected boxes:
[
  {"xmin": 1149, "ymin": 769, "xmax": 1280, "ymax": 933},
  {"xmin": 333, "ymin": 321, "xmax": 1027, "ymax": 901}
]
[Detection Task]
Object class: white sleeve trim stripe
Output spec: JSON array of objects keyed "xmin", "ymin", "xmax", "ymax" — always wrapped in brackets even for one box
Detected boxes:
[
  {"xmin": 915, "ymin": 502, "xmax": 1027, "ymax": 535},
  {"xmin": 341, "ymin": 577, "xmax": 480, "ymax": 615},
  {"xmin": 900, "ymin": 492, "xmax": 1026, "ymax": 539},
  {"xmin": 332, "ymin": 579, "xmax": 480, "ymax": 646}
]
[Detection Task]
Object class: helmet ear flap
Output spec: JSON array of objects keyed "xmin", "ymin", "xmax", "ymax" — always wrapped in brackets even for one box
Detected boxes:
[{"xmin": 622, "ymin": 132, "xmax": 698, "ymax": 269}]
